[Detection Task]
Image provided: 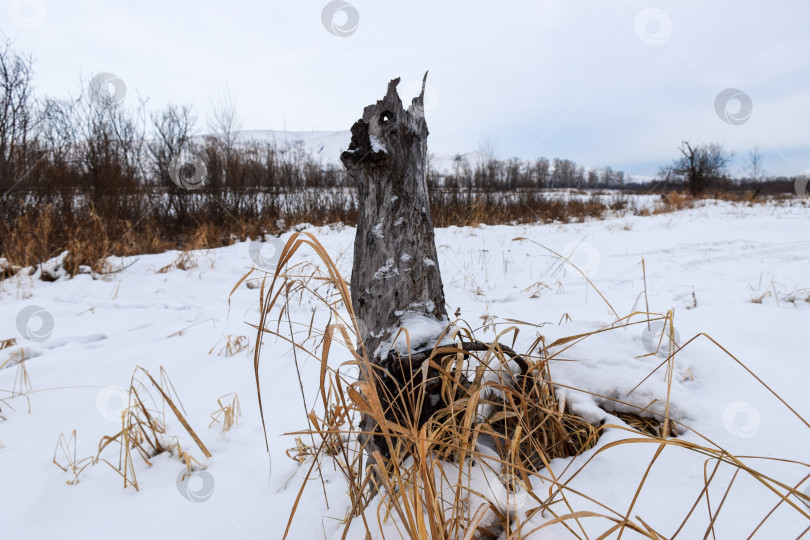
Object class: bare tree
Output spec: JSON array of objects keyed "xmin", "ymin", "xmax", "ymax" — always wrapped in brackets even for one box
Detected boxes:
[
  {"xmin": 209, "ymin": 87, "xmax": 241, "ymax": 155},
  {"xmin": 665, "ymin": 141, "xmax": 733, "ymax": 196},
  {"xmin": 0, "ymin": 40, "xmax": 34, "ymax": 191},
  {"xmin": 477, "ymin": 135, "xmax": 498, "ymax": 167},
  {"xmin": 587, "ymin": 169, "xmax": 599, "ymax": 187},
  {"xmin": 205, "ymin": 88, "xmax": 243, "ymax": 196},
  {"xmin": 148, "ymin": 104, "xmax": 197, "ymax": 218},
  {"xmin": 73, "ymin": 80, "xmax": 146, "ymax": 203},
  {"xmin": 477, "ymin": 135, "xmax": 499, "ymax": 187},
  {"xmin": 534, "ymin": 157, "xmax": 550, "ymax": 188},
  {"xmin": 745, "ymin": 146, "xmax": 765, "ymax": 182},
  {"xmin": 551, "ymin": 158, "xmax": 576, "ymax": 187},
  {"xmin": 505, "ymin": 157, "xmax": 521, "ymax": 189},
  {"xmin": 149, "ymin": 104, "xmax": 196, "ymax": 185}
]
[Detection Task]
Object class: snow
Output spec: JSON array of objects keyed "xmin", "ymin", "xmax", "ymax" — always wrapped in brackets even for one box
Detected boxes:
[
  {"xmin": 372, "ymin": 257, "xmax": 398, "ymax": 280},
  {"xmin": 371, "ymin": 222, "xmax": 384, "ymax": 239},
  {"xmin": 369, "ymin": 135, "xmax": 387, "ymax": 154},
  {"xmin": 379, "ymin": 312, "xmax": 452, "ymax": 360},
  {"xmin": 1, "ymin": 199, "xmax": 809, "ymax": 538}
]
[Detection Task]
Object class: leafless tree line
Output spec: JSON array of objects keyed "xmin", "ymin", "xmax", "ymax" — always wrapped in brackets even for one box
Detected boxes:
[
  {"xmin": 0, "ymin": 40, "xmax": 800, "ymax": 272},
  {"xmin": 438, "ymin": 154, "xmax": 630, "ymax": 191}
]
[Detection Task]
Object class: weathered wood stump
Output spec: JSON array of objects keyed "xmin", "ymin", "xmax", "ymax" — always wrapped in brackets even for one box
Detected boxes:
[
  {"xmin": 340, "ymin": 74, "xmax": 454, "ymax": 476},
  {"xmin": 341, "ymin": 74, "xmax": 447, "ymax": 357}
]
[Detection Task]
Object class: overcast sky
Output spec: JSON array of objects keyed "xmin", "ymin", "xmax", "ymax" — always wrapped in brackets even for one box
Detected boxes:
[{"xmin": 2, "ymin": 0, "xmax": 808, "ymax": 177}]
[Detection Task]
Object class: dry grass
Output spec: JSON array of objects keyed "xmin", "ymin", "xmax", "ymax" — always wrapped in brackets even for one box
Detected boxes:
[
  {"xmin": 244, "ymin": 232, "xmax": 810, "ymax": 539},
  {"xmin": 750, "ymin": 281, "xmax": 810, "ymax": 306},
  {"xmin": 0, "ymin": 347, "xmax": 33, "ymax": 417},
  {"xmin": 53, "ymin": 430, "xmax": 94, "ymax": 485},
  {"xmin": 10, "ymin": 357, "xmax": 31, "ymax": 398},
  {"xmin": 209, "ymin": 392, "xmax": 242, "ymax": 435},
  {"xmin": 4, "ymin": 190, "xmax": 798, "ymax": 282},
  {"xmin": 157, "ymin": 250, "xmax": 198, "ymax": 273},
  {"xmin": 652, "ymin": 191, "xmax": 694, "ymax": 214},
  {"xmin": 0, "ymin": 366, "xmax": 31, "ymax": 419},
  {"xmin": 209, "ymin": 335, "xmax": 250, "ymax": 357},
  {"xmin": 429, "ymin": 194, "xmax": 607, "ymax": 228},
  {"xmin": 53, "ymin": 366, "xmax": 212, "ymax": 490},
  {"xmin": 612, "ymin": 411, "xmax": 678, "ymax": 439},
  {"xmin": 94, "ymin": 366, "xmax": 211, "ymax": 490}
]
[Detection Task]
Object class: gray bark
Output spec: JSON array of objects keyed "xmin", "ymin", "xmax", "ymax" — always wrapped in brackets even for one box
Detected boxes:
[
  {"xmin": 341, "ymin": 74, "xmax": 447, "ymax": 360},
  {"xmin": 340, "ymin": 74, "xmax": 452, "ymax": 478}
]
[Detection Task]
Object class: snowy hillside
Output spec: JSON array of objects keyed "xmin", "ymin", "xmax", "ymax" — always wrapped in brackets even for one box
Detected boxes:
[{"xmin": 1, "ymin": 200, "xmax": 809, "ymax": 538}]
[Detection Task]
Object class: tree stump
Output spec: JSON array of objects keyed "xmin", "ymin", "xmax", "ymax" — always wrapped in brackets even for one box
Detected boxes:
[{"xmin": 340, "ymin": 74, "xmax": 453, "ymax": 475}]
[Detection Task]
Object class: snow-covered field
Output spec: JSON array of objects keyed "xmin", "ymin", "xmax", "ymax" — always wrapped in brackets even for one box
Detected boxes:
[{"xmin": 1, "ymin": 199, "xmax": 809, "ymax": 539}]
